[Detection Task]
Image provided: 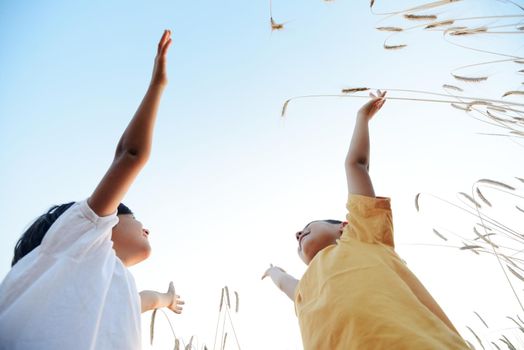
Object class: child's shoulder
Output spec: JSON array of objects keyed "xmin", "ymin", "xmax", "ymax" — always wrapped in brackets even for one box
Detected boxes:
[{"xmin": 347, "ymin": 194, "xmax": 391, "ymax": 211}]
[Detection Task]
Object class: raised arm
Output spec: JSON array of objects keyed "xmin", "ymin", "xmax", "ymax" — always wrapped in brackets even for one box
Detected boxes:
[
  {"xmin": 345, "ymin": 90, "xmax": 386, "ymax": 198},
  {"xmin": 262, "ymin": 264, "xmax": 299, "ymax": 301},
  {"xmin": 88, "ymin": 30, "xmax": 173, "ymax": 216}
]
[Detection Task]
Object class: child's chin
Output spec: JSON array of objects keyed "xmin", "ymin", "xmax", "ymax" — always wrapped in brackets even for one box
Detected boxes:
[{"xmin": 135, "ymin": 246, "xmax": 152, "ymax": 263}]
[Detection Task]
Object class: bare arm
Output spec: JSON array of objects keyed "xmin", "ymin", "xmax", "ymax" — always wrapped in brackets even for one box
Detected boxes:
[
  {"xmin": 262, "ymin": 264, "xmax": 299, "ymax": 301},
  {"xmin": 345, "ymin": 90, "xmax": 386, "ymax": 198},
  {"xmin": 139, "ymin": 282, "xmax": 185, "ymax": 313},
  {"xmin": 88, "ymin": 30, "xmax": 173, "ymax": 216}
]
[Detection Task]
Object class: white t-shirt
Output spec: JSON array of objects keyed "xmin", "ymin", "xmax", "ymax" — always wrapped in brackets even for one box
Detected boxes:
[{"xmin": 0, "ymin": 200, "xmax": 142, "ymax": 350}]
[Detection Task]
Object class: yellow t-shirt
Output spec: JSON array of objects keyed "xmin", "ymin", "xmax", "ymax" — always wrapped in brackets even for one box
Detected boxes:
[{"xmin": 294, "ymin": 194, "xmax": 469, "ymax": 350}]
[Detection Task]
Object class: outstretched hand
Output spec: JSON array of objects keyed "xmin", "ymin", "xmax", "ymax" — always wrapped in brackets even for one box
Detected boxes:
[
  {"xmin": 166, "ymin": 281, "xmax": 185, "ymax": 314},
  {"xmin": 357, "ymin": 89, "xmax": 387, "ymax": 121},
  {"xmin": 151, "ymin": 30, "xmax": 173, "ymax": 87},
  {"xmin": 261, "ymin": 264, "xmax": 286, "ymax": 280}
]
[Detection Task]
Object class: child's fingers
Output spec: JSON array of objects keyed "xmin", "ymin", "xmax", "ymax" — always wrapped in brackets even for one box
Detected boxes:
[
  {"xmin": 369, "ymin": 92, "xmax": 376, "ymax": 98},
  {"xmin": 157, "ymin": 31, "xmax": 167, "ymax": 54},
  {"xmin": 157, "ymin": 29, "xmax": 170, "ymax": 54},
  {"xmin": 161, "ymin": 38, "xmax": 172, "ymax": 56}
]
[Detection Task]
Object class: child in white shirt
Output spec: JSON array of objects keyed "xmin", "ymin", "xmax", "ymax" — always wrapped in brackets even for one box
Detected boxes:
[{"xmin": 0, "ymin": 30, "xmax": 182, "ymax": 350}]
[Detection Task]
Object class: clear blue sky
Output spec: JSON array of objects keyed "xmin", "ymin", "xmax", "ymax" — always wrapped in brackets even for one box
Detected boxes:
[{"xmin": 1, "ymin": 1, "xmax": 523, "ymax": 349}]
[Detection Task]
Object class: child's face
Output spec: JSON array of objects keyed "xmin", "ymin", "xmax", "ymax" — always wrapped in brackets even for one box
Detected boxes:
[
  {"xmin": 111, "ymin": 214, "xmax": 151, "ymax": 267},
  {"xmin": 296, "ymin": 221, "xmax": 345, "ymax": 265}
]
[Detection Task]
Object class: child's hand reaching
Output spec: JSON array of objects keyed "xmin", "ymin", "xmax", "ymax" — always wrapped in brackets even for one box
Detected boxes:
[
  {"xmin": 261, "ymin": 264, "xmax": 286, "ymax": 280},
  {"xmin": 357, "ymin": 90, "xmax": 387, "ymax": 121},
  {"xmin": 139, "ymin": 281, "xmax": 185, "ymax": 314},
  {"xmin": 151, "ymin": 29, "xmax": 173, "ymax": 87},
  {"xmin": 261, "ymin": 264, "xmax": 299, "ymax": 301},
  {"xmin": 166, "ymin": 281, "xmax": 185, "ymax": 314}
]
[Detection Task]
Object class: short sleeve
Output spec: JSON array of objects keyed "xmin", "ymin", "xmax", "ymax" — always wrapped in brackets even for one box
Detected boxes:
[
  {"xmin": 341, "ymin": 194, "xmax": 394, "ymax": 247},
  {"xmin": 40, "ymin": 199, "xmax": 119, "ymax": 257}
]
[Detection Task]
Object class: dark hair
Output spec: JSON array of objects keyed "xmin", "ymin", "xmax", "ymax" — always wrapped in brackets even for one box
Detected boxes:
[
  {"xmin": 12, "ymin": 202, "xmax": 133, "ymax": 266},
  {"xmin": 303, "ymin": 219, "xmax": 343, "ymax": 230}
]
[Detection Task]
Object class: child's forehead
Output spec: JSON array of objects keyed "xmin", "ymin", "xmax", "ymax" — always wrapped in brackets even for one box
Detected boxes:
[{"xmin": 303, "ymin": 220, "xmax": 319, "ymax": 230}]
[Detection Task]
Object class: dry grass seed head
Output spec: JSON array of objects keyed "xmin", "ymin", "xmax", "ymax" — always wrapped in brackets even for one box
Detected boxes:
[
  {"xmin": 473, "ymin": 227, "xmax": 499, "ymax": 248},
  {"xmin": 376, "ymin": 26, "xmax": 403, "ymax": 32},
  {"xmin": 425, "ymin": 19, "xmax": 455, "ymax": 29},
  {"xmin": 474, "ymin": 311, "xmax": 489, "ymax": 328},
  {"xmin": 404, "ymin": 14, "xmax": 438, "ymax": 20},
  {"xmin": 224, "ymin": 286, "xmax": 231, "ymax": 308},
  {"xmin": 222, "ymin": 333, "xmax": 228, "ymax": 350},
  {"xmin": 219, "ymin": 288, "xmax": 224, "ymax": 311},
  {"xmin": 450, "ymin": 27, "xmax": 488, "ymax": 36},
  {"xmin": 502, "ymin": 91, "xmax": 524, "ymax": 98},
  {"xmin": 477, "ymin": 179, "xmax": 515, "ymax": 190},
  {"xmin": 432, "ymin": 228, "xmax": 448, "ymax": 241},
  {"xmin": 452, "ymin": 73, "xmax": 488, "ymax": 82},
  {"xmin": 443, "ymin": 84, "xmax": 463, "ymax": 91},
  {"xmin": 270, "ymin": 17, "xmax": 284, "ymax": 31},
  {"xmin": 384, "ymin": 43, "xmax": 407, "ymax": 50},
  {"xmin": 281, "ymin": 99, "xmax": 291, "ymax": 117},
  {"xmin": 341, "ymin": 87, "xmax": 370, "ymax": 94},
  {"xmin": 467, "ymin": 100, "xmax": 492, "ymax": 109},
  {"xmin": 487, "ymin": 105, "xmax": 507, "ymax": 113},
  {"xmin": 150, "ymin": 309, "xmax": 158, "ymax": 345},
  {"xmin": 460, "ymin": 243, "xmax": 481, "ymax": 254},
  {"xmin": 458, "ymin": 192, "xmax": 481, "ymax": 208},
  {"xmin": 507, "ymin": 265, "xmax": 524, "ymax": 282},
  {"xmin": 234, "ymin": 291, "xmax": 239, "ymax": 313},
  {"xmin": 185, "ymin": 335, "xmax": 194, "ymax": 350},
  {"xmin": 475, "ymin": 188, "xmax": 491, "ymax": 207},
  {"xmin": 466, "ymin": 326, "xmax": 485, "ymax": 349},
  {"xmin": 486, "ymin": 110, "xmax": 516, "ymax": 124},
  {"xmin": 500, "ymin": 335, "xmax": 517, "ymax": 350},
  {"xmin": 451, "ymin": 103, "xmax": 471, "ymax": 111},
  {"xmin": 414, "ymin": 193, "xmax": 421, "ymax": 211}
]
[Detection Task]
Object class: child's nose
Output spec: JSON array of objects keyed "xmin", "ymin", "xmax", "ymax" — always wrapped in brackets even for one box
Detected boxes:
[{"xmin": 143, "ymin": 229, "xmax": 150, "ymax": 236}]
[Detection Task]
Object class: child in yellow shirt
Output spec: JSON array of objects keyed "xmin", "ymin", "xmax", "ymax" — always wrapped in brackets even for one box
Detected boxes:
[{"xmin": 262, "ymin": 91, "xmax": 469, "ymax": 349}]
